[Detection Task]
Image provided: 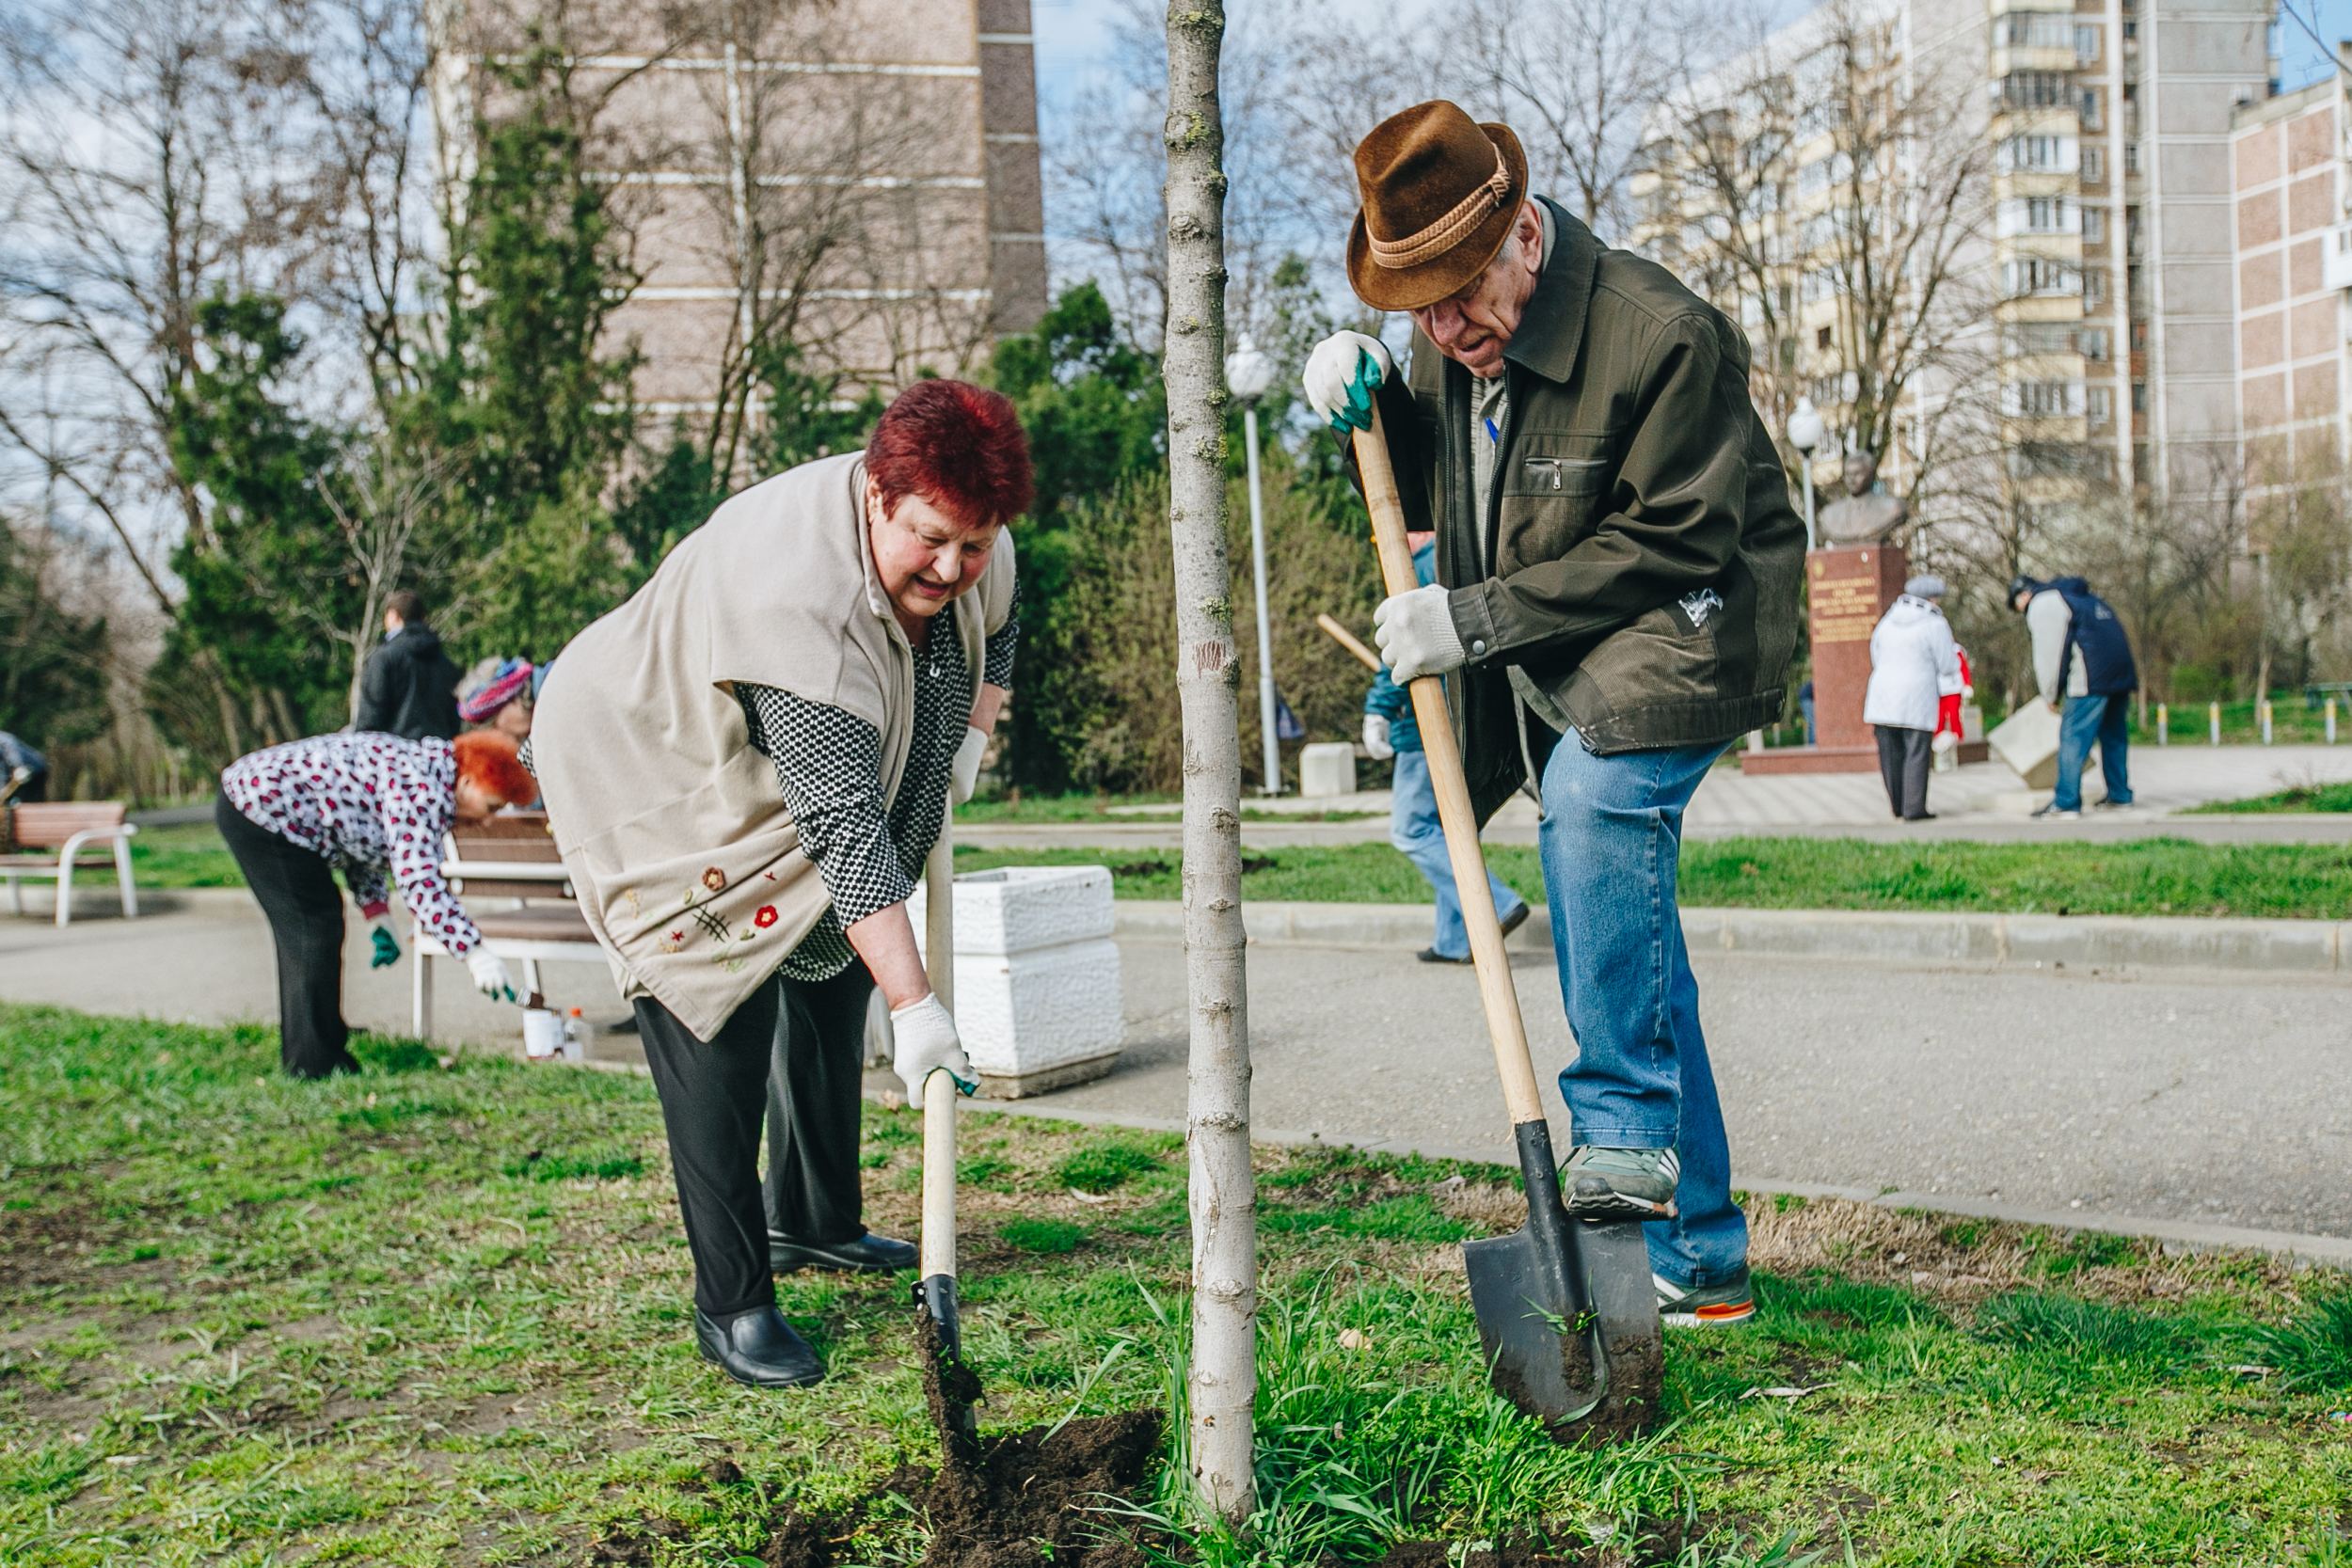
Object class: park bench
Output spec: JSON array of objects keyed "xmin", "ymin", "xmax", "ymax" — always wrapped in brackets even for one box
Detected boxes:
[
  {"xmin": 408, "ymin": 811, "xmax": 611, "ymax": 1039},
  {"xmin": 1, "ymin": 802, "xmax": 139, "ymax": 927},
  {"xmin": 2303, "ymin": 682, "xmax": 2352, "ymax": 710}
]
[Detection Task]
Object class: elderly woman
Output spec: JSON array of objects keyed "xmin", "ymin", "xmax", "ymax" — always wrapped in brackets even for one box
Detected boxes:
[
  {"xmin": 531, "ymin": 380, "xmax": 1025, "ymax": 1390},
  {"xmin": 458, "ymin": 657, "xmax": 535, "ymax": 738},
  {"xmin": 216, "ymin": 729, "xmax": 535, "ymax": 1078}
]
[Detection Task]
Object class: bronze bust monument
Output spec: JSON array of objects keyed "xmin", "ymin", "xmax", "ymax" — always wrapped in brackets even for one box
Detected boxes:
[{"xmin": 1817, "ymin": 451, "xmax": 1907, "ymax": 546}]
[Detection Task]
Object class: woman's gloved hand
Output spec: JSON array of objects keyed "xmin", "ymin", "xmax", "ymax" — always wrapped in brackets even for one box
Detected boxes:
[
  {"xmin": 951, "ymin": 725, "xmax": 989, "ymax": 805},
  {"xmin": 1362, "ymin": 714, "xmax": 1394, "ymax": 761},
  {"xmin": 366, "ymin": 914, "xmax": 401, "ymax": 969},
  {"xmin": 1302, "ymin": 331, "xmax": 1393, "ymax": 434},
  {"xmin": 467, "ymin": 949, "xmax": 517, "ymax": 1003},
  {"xmin": 890, "ymin": 993, "xmax": 976, "ymax": 1100}
]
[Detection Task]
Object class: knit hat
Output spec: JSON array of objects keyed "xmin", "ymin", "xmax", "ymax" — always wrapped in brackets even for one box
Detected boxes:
[
  {"xmin": 457, "ymin": 657, "xmax": 532, "ymax": 723},
  {"xmin": 1904, "ymin": 575, "xmax": 1946, "ymax": 599}
]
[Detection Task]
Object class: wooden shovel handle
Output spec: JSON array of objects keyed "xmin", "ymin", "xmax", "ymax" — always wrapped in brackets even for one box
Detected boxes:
[
  {"xmin": 1353, "ymin": 411, "xmax": 1546, "ymax": 1128},
  {"xmin": 920, "ymin": 802, "xmax": 958, "ymax": 1280}
]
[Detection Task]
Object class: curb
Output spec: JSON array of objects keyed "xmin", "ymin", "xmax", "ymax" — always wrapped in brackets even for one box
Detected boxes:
[{"xmin": 1113, "ymin": 899, "xmax": 2352, "ymax": 976}]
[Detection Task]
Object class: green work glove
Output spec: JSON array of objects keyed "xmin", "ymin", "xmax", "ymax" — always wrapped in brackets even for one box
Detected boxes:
[
  {"xmin": 367, "ymin": 915, "xmax": 400, "ymax": 969},
  {"xmin": 1302, "ymin": 331, "xmax": 1394, "ymax": 435}
]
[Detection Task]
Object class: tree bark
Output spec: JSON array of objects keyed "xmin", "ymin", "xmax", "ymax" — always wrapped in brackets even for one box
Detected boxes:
[{"xmin": 1162, "ymin": 0, "xmax": 1254, "ymax": 1527}]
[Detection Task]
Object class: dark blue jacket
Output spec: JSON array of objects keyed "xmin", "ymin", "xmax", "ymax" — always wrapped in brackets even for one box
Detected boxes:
[
  {"xmin": 2046, "ymin": 578, "xmax": 2138, "ymax": 696},
  {"xmin": 1364, "ymin": 541, "xmax": 1438, "ymax": 752}
]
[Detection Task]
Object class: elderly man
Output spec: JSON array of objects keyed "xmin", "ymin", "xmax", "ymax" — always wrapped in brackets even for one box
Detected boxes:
[{"xmin": 1304, "ymin": 102, "xmax": 1804, "ymax": 1326}]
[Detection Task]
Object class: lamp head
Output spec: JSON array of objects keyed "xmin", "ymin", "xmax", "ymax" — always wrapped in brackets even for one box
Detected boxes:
[
  {"xmin": 1224, "ymin": 338, "xmax": 1276, "ymax": 402},
  {"xmin": 1787, "ymin": 396, "xmax": 1825, "ymax": 454}
]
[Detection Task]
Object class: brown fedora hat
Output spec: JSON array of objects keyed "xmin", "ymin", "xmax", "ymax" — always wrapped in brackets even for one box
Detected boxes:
[{"xmin": 1346, "ymin": 102, "xmax": 1529, "ymax": 312}]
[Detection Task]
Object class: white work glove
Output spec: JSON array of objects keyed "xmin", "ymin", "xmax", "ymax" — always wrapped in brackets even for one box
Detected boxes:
[
  {"xmin": 1362, "ymin": 713, "xmax": 1394, "ymax": 761},
  {"xmin": 365, "ymin": 913, "xmax": 400, "ymax": 970},
  {"xmin": 1302, "ymin": 331, "xmax": 1394, "ymax": 434},
  {"xmin": 1373, "ymin": 584, "xmax": 1468, "ymax": 683},
  {"xmin": 951, "ymin": 725, "xmax": 988, "ymax": 805},
  {"xmin": 467, "ymin": 949, "xmax": 517, "ymax": 1003},
  {"xmin": 890, "ymin": 993, "xmax": 976, "ymax": 1099}
]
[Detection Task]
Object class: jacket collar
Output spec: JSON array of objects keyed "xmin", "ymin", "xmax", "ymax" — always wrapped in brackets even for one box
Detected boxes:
[{"xmin": 1503, "ymin": 196, "xmax": 1598, "ymax": 387}]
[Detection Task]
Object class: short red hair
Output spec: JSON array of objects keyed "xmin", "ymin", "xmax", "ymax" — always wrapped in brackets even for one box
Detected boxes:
[
  {"xmin": 453, "ymin": 729, "xmax": 536, "ymax": 806},
  {"xmin": 866, "ymin": 379, "xmax": 1034, "ymax": 528}
]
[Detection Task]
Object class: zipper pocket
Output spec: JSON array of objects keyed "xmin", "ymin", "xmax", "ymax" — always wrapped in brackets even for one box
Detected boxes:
[{"xmin": 1520, "ymin": 456, "xmax": 1606, "ymax": 492}]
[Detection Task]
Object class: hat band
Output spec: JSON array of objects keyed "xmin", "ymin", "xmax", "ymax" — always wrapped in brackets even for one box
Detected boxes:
[{"xmin": 1365, "ymin": 145, "xmax": 1512, "ymax": 272}]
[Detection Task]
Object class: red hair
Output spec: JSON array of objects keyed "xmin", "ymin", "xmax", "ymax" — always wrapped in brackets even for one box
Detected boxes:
[
  {"xmin": 453, "ymin": 729, "xmax": 536, "ymax": 806},
  {"xmin": 866, "ymin": 379, "xmax": 1034, "ymax": 528}
]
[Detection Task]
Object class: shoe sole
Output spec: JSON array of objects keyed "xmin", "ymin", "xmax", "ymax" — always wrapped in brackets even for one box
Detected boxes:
[
  {"xmin": 1659, "ymin": 1300, "xmax": 1756, "ymax": 1328},
  {"xmin": 696, "ymin": 1339, "xmax": 826, "ymax": 1388},
  {"xmin": 1563, "ymin": 1190, "xmax": 1678, "ymax": 1221},
  {"xmin": 770, "ymin": 1247, "xmax": 914, "ymax": 1275}
]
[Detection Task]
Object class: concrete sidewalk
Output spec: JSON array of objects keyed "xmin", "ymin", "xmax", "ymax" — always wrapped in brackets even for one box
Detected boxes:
[{"xmin": 5, "ymin": 887, "xmax": 2347, "ymax": 1250}]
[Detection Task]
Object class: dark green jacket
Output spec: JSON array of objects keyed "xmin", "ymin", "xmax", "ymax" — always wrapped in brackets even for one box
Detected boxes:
[{"xmin": 1366, "ymin": 199, "xmax": 1805, "ymax": 822}]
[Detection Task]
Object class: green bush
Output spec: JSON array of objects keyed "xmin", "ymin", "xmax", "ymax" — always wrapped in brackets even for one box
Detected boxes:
[{"xmin": 2254, "ymin": 1293, "xmax": 2352, "ymax": 1391}]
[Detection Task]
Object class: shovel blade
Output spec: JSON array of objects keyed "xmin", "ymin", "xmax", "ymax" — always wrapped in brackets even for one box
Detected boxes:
[{"xmin": 1464, "ymin": 1224, "xmax": 1597, "ymax": 1422}]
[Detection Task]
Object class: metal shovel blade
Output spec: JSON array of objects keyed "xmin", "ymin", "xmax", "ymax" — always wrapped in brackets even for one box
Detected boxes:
[{"xmin": 1463, "ymin": 1122, "xmax": 1663, "ymax": 1443}]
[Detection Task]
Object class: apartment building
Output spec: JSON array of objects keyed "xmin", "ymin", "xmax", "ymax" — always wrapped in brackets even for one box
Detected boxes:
[
  {"xmin": 2230, "ymin": 73, "xmax": 2350, "ymax": 491},
  {"xmin": 433, "ymin": 0, "xmax": 1047, "ymax": 421},
  {"xmin": 1631, "ymin": 0, "xmax": 2270, "ymax": 510}
]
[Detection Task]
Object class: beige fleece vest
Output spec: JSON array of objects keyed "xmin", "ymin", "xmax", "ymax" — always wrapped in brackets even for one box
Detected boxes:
[{"xmin": 530, "ymin": 451, "xmax": 1015, "ymax": 1038}]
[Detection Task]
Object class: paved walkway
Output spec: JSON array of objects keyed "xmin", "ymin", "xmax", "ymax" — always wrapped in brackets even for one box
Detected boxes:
[
  {"xmin": 6, "ymin": 891, "xmax": 2347, "ymax": 1244},
  {"xmin": 961, "ymin": 745, "xmax": 2352, "ymax": 849}
]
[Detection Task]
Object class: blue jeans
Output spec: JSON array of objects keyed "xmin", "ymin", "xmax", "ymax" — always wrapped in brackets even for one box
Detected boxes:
[
  {"xmin": 2054, "ymin": 693, "xmax": 2133, "ymax": 811},
  {"xmin": 1538, "ymin": 730, "xmax": 1746, "ymax": 1289},
  {"xmin": 1390, "ymin": 750, "xmax": 1527, "ymax": 959}
]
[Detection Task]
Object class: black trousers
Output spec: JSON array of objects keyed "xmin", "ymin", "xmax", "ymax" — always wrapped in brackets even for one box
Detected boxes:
[
  {"xmin": 215, "ymin": 795, "xmax": 361, "ymax": 1079},
  {"xmin": 634, "ymin": 961, "xmax": 875, "ymax": 1318},
  {"xmin": 1874, "ymin": 724, "xmax": 1932, "ymax": 820}
]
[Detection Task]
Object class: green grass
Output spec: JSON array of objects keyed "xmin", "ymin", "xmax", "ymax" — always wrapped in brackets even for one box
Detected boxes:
[
  {"xmin": 123, "ymin": 824, "xmax": 245, "ymax": 888},
  {"xmin": 3, "ymin": 1004, "xmax": 2350, "ymax": 1564},
  {"xmin": 958, "ymin": 835, "xmax": 2352, "ymax": 920},
  {"xmin": 2192, "ymin": 781, "xmax": 2352, "ymax": 814}
]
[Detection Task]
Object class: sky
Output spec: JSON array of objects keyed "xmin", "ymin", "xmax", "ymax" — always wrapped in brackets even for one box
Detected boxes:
[{"xmin": 2278, "ymin": 0, "xmax": 2352, "ymax": 91}]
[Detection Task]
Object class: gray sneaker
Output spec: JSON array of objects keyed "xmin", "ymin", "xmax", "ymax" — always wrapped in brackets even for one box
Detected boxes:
[
  {"xmin": 1559, "ymin": 1145, "xmax": 1679, "ymax": 1220},
  {"xmin": 1654, "ymin": 1264, "xmax": 1755, "ymax": 1327}
]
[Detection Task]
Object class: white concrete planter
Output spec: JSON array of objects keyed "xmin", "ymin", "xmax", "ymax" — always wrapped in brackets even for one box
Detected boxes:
[{"xmin": 907, "ymin": 864, "xmax": 1122, "ymax": 1098}]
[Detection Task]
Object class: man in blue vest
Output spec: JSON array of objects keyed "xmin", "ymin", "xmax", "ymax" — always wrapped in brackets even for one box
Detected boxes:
[{"xmin": 2010, "ymin": 576, "xmax": 2138, "ymax": 818}]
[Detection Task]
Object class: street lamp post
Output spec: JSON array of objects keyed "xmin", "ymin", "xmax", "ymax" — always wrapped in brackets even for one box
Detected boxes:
[
  {"xmin": 1787, "ymin": 396, "xmax": 1824, "ymax": 552},
  {"xmin": 1224, "ymin": 337, "xmax": 1281, "ymax": 795}
]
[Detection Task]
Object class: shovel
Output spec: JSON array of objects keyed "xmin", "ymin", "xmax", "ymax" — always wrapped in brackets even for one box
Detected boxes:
[
  {"xmin": 1352, "ymin": 409, "xmax": 1661, "ymax": 1443},
  {"xmin": 914, "ymin": 803, "xmax": 982, "ymax": 1464}
]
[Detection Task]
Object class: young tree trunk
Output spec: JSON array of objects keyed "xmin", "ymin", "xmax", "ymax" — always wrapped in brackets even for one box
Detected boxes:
[{"xmin": 1161, "ymin": 0, "xmax": 1255, "ymax": 1527}]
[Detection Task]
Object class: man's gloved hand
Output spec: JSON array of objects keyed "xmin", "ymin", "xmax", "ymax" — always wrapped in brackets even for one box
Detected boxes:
[
  {"xmin": 1362, "ymin": 714, "xmax": 1394, "ymax": 761},
  {"xmin": 951, "ymin": 725, "xmax": 989, "ymax": 805},
  {"xmin": 467, "ymin": 949, "xmax": 517, "ymax": 1003},
  {"xmin": 1302, "ymin": 331, "xmax": 1394, "ymax": 434},
  {"xmin": 1373, "ymin": 584, "xmax": 1467, "ymax": 683},
  {"xmin": 366, "ymin": 914, "xmax": 400, "ymax": 969},
  {"xmin": 890, "ymin": 993, "xmax": 976, "ymax": 1099}
]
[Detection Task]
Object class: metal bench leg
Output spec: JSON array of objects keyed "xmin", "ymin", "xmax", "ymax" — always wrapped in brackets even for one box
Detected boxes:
[
  {"xmin": 521, "ymin": 958, "xmax": 543, "ymax": 1001},
  {"xmin": 7, "ymin": 874, "xmax": 18, "ymax": 917},
  {"xmin": 414, "ymin": 951, "xmax": 433, "ymax": 1040},
  {"xmin": 115, "ymin": 835, "xmax": 138, "ymax": 919}
]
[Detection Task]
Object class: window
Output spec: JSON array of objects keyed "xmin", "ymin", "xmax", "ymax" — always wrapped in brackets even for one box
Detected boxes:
[
  {"xmin": 2083, "ymin": 146, "xmax": 2104, "ymax": 182},
  {"xmin": 2082, "ymin": 207, "xmax": 2106, "ymax": 244},
  {"xmin": 2075, "ymin": 24, "xmax": 2101, "ymax": 60},
  {"xmin": 2080, "ymin": 326, "xmax": 2110, "ymax": 361},
  {"xmin": 2131, "ymin": 380, "xmax": 2147, "ymax": 412},
  {"xmin": 2123, "ymin": 20, "xmax": 2137, "ymax": 38},
  {"xmin": 2087, "ymin": 386, "xmax": 2113, "ymax": 426},
  {"xmin": 2006, "ymin": 321, "xmax": 2078, "ymax": 356},
  {"xmin": 1999, "ymin": 14, "xmax": 2075, "ymax": 48},
  {"xmin": 2081, "ymin": 89, "xmax": 2103, "ymax": 129},
  {"xmin": 2026, "ymin": 197, "xmax": 2069, "ymax": 231},
  {"xmin": 2000, "ymin": 134, "xmax": 2074, "ymax": 171},
  {"xmin": 2123, "ymin": 141, "xmax": 2139, "ymax": 174},
  {"xmin": 2083, "ymin": 269, "xmax": 2108, "ymax": 304},
  {"xmin": 2002, "ymin": 71, "xmax": 2074, "ymax": 108},
  {"xmin": 1817, "ymin": 325, "xmax": 1834, "ymax": 350},
  {"xmin": 2004, "ymin": 258, "xmax": 2080, "ymax": 296},
  {"xmin": 2013, "ymin": 381, "xmax": 2077, "ymax": 417},
  {"xmin": 2130, "ymin": 319, "xmax": 2149, "ymax": 351}
]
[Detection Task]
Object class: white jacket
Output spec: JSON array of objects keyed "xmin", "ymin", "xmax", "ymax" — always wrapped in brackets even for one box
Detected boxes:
[
  {"xmin": 2026, "ymin": 589, "xmax": 2089, "ymax": 699},
  {"xmin": 1864, "ymin": 594, "xmax": 1963, "ymax": 730}
]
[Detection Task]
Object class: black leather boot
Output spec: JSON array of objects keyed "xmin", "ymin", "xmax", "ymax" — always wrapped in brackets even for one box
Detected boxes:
[
  {"xmin": 769, "ymin": 1228, "xmax": 917, "ymax": 1275},
  {"xmin": 692, "ymin": 1305, "xmax": 824, "ymax": 1388}
]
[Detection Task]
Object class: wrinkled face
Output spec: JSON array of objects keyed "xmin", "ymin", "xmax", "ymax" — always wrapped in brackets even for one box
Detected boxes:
[
  {"xmin": 866, "ymin": 477, "xmax": 998, "ymax": 625},
  {"xmin": 1406, "ymin": 203, "xmax": 1545, "ymax": 380},
  {"xmin": 491, "ymin": 701, "xmax": 532, "ymax": 741},
  {"xmin": 453, "ymin": 777, "xmax": 503, "ymax": 824}
]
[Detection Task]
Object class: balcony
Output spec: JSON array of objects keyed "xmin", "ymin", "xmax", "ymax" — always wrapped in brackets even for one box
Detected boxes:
[{"xmin": 2326, "ymin": 225, "xmax": 2352, "ymax": 292}]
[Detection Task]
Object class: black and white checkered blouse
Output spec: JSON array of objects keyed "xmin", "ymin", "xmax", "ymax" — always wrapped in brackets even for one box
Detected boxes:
[{"xmin": 739, "ymin": 602, "xmax": 1017, "ymax": 981}]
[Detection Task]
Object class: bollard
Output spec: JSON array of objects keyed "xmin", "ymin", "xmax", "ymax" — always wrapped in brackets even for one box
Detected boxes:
[
  {"xmin": 2329, "ymin": 699, "xmax": 2339, "ymax": 745},
  {"xmin": 2262, "ymin": 700, "xmax": 2273, "ymax": 745},
  {"xmin": 2156, "ymin": 703, "xmax": 2169, "ymax": 747},
  {"xmin": 2210, "ymin": 702, "xmax": 2222, "ymax": 746}
]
